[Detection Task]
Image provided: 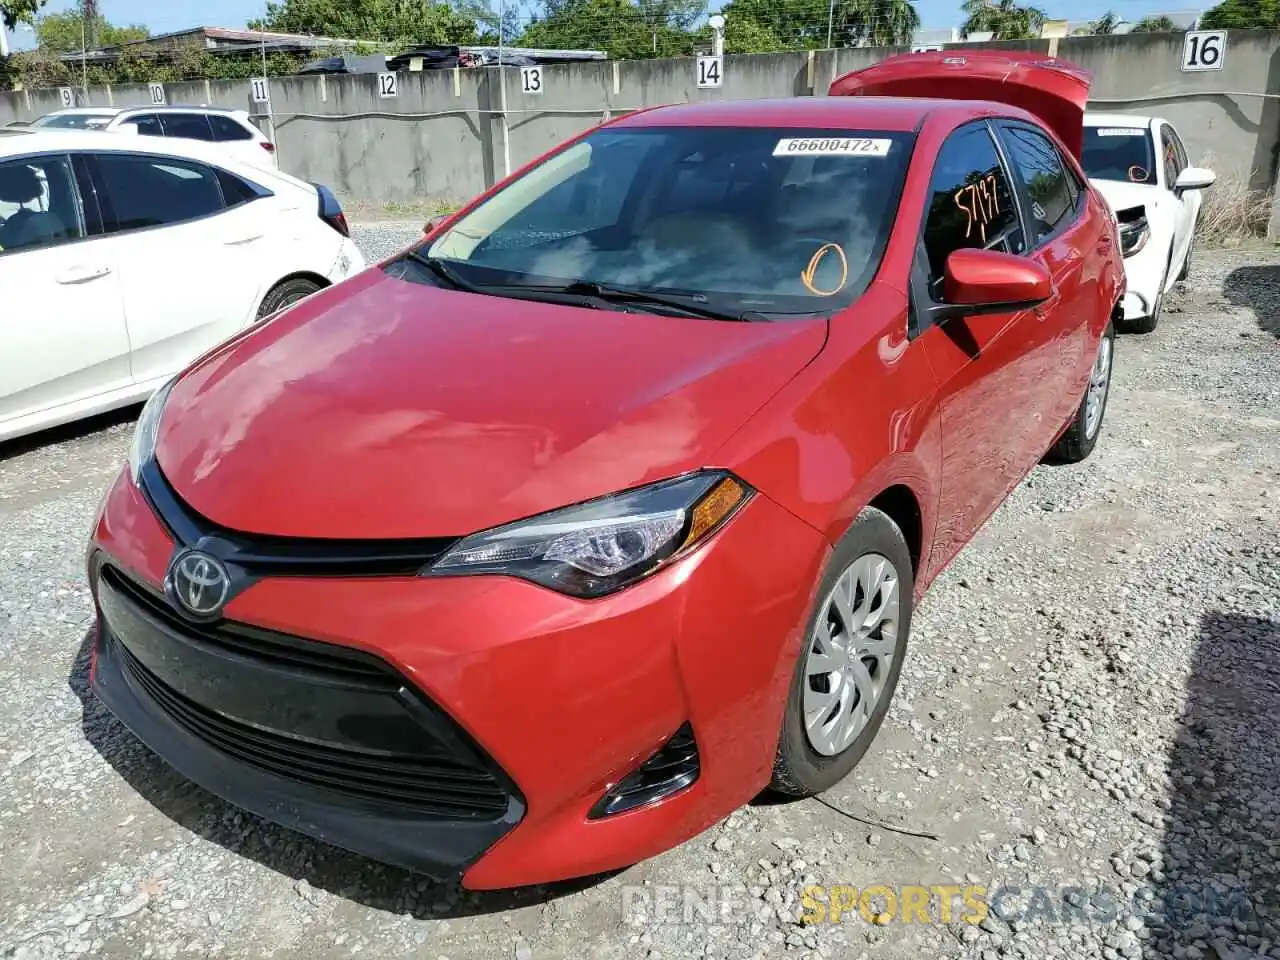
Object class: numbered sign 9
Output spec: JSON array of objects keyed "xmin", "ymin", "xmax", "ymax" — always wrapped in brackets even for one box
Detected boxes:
[
  {"xmin": 696, "ymin": 55, "xmax": 723, "ymax": 89},
  {"xmin": 251, "ymin": 77, "xmax": 270, "ymax": 104},
  {"xmin": 148, "ymin": 82, "xmax": 166, "ymax": 105},
  {"xmin": 520, "ymin": 65, "xmax": 543, "ymax": 95},
  {"xmin": 1182, "ymin": 30, "xmax": 1225, "ymax": 72},
  {"xmin": 378, "ymin": 72, "xmax": 398, "ymax": 98},
  {"xmin": 58, "ymin": 87, "xmax": 74, "ymax": 108}
]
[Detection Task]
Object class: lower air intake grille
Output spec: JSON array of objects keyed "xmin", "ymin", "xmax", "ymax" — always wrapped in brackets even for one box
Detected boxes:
[{"xmin": 589, "ymin": 722, "xmax": 699, "ymax": 819}]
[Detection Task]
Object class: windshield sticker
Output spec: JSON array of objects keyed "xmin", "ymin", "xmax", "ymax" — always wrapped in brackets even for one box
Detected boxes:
[
  {"xmin": 953, "ymin": 174, "xmax": 1001, "ymax": 245},
  {"xmin": 800, "ymin": 243, "xmax": 848, "ymax": 296},
  {"xmin": 773, "ymin": 137, "xmax": 893, "ymax": 157},
  {"xmin": 1095, "ymin": 127, "xmax": 1147, "ymax": 137}
]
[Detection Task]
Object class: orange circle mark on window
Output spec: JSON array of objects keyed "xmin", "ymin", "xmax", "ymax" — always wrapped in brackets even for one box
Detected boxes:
[
  {"xmin": 1128, "ymin": 165, "xmax": 1149, "ymax": 183},
  {"xmin": 800, "ymin": 243, "xmax": 849, "ymax": 297}
]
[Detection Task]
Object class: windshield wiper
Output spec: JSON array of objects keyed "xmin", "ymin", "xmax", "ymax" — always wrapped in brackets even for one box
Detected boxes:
[
  {"xmin": 402, "ymin": 250, "xmax": 485, "ymax": 294},
  {"xmin": 550, "ymin": 280, "xmax": 763, "ymax": 322}
]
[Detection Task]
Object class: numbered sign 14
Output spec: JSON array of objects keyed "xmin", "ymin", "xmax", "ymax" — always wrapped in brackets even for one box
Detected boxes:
[
  {"xmin": 378, "ymin": 72, "xmax": 398, "ymax": 98},
  {"xmin": 58, "ymin": 87, "xmax": 74, "ymax": 108},
  {"xmin": 1182, "ymin": 30, "xmax": 1225, "ymax": 71},
  {"xmin": 148, "ymin": 82, "xmax": 166, "ymax": 105},
  {"xmin": 696, "ymin": 55, "xmax": 722, "ymax": 89},
  {"xmin": 520, "ymin": 65, "xmax": 543, "ymax": 95},
  {"xmin": 251, "ymin": 77, "xmax": 270, "ymax": 104}
]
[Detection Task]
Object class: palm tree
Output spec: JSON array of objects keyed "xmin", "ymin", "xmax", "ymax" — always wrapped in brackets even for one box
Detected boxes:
[
  {"xmin": 1129, "ymin": 13, "xmax": 1179, "ymax": 31},
  {"xmin": 961, "ymin": 0, "xmax": 1046, "ymax": 38},
  {"xmin": 843, "ymin": 0, "xmax": 920, "ymax": 46}
]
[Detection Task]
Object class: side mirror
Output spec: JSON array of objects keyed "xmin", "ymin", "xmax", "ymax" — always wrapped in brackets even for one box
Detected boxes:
[
  {"xmin": 1174, "ymin": 166, "xmax": 1215, "ymax": 195},
  {"xmin": 937, "ymin": 248, "xmax": 1053, "ymax": 319}
]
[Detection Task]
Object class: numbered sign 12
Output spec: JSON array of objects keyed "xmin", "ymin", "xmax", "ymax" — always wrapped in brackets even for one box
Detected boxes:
[
  {"xmin": 520, "ymin": 65, "xmax": 543, "ymax": 95},
  {"xmin": 1182, "ymin": 30, "xmax": 1225, "ymax": 72},
  {"xmin": 148, "ymin": 82, "xmax": 166, "ymax": 105},
  {"xmin": 378, "ymin": 72, "xmax": 398, "ymax": 98},
  {"xmin": 696, "ymin": 55, "xmax": 723, "ymax": 89},
  {"xmin": 251, "ymin": 77, "xmax": 270, "ymax": 104}
]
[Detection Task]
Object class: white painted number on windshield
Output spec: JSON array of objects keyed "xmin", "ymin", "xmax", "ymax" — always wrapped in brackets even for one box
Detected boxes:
[{"xmin": 773, "ymin": 138, "xmax": 892, "ymax": 157}]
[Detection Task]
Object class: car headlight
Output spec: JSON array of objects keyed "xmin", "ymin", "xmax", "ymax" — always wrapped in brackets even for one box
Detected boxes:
[
  {"xmin": 427, "ymin": 471, "xmax": 751, "ymax": 598},
  {"xmin": 1118, "ymin": 213, "xmax": 1150, "ymax": 257},
  {"xmin": 128, "ymin": 377, "xmax": 177, "ymax": 485}
]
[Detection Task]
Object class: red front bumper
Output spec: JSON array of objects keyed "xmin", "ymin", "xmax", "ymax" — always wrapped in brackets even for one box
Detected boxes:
[{"xmin": 87, "ymin": 465, "xmax": 828, "ymax": 889}]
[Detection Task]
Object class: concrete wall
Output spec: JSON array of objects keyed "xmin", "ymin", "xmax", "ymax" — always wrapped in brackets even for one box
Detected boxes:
[{"xmin": 3, "ymin": 31, "xmax": 1279, "ymax": 231}]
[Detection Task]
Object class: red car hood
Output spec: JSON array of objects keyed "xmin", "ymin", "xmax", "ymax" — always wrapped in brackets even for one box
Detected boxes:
[
  {"xmin": 828, "ymin": 50, "xmax": 1092, "ymax": 161},
  {"xmin": 154, "ymin": 269, "xmax": 826, "ymax": 540}
]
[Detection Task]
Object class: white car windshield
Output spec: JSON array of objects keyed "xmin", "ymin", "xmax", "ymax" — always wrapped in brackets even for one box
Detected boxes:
[
  {"xmin": 1081, "ymin": 126, "xmax": 1157, "ymax": 185},
  {"xmin": 33, "ymin": 114, "xmax": 114, "ymax": 130}
]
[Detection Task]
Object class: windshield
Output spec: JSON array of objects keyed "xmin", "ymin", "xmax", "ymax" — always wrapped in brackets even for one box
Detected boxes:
[
  {"xmin": 1081, "ymin": 125, "xmax": 1156, "ymax": 185},
  {"xmin": 417, "ymin": 125, "xmax": 915, "ymax": 317},
  {"xmin": 34, "ymin": 113, "xmax": 113, "ymax": 129}
]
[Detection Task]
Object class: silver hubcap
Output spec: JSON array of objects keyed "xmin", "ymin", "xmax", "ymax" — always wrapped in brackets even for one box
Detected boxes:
[
  {"xmin": 1083, "ymin": 334, "xmax": 1112, "ymax": 440},
  {"xmin": 803, "ymin": 553, "xmax": 901, "ymax": 757}
]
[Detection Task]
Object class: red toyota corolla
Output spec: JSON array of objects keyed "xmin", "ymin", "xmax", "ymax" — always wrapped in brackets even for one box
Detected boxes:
[{"xmin": 86, "ymin": 51, "xmax": 1124, "ymax": 890}]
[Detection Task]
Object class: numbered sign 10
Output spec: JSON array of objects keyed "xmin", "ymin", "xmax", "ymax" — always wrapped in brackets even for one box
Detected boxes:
[
  {"xmin": 520, "ymin": 65, "xmax": 543, "ymax": 95},
  {"xmin": 696, "ymin": 55, "xmax": 723, "ymax": 89},
  {"xmin": 378, "ymin": 72, "xmax": 398, "ymax": 98},
  {"xmin": 58, "ymin": 87, "xmax": 74, "ymax": 108},
  {"xmin": 1182, "ymin": 30, "xmax": 1225, "ymax": 71},
  {"xmin": 148, "ymin": 82, "xmax": 166, "ymax": 105},
  {"xmin": 251, "ymin": 77, "xmax": 270, "ymax": 104}
]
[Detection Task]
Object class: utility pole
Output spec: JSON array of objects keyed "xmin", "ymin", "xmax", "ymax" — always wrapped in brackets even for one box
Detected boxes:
[{"xmin": 82, "ymin": 0, "xmax": 100, "ymax": 51}]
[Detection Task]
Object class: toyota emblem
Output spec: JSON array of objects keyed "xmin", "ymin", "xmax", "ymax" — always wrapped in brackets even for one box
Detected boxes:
[{"xmin": 167, "ymin": 549, "xmax": 231, "ymax": 619}]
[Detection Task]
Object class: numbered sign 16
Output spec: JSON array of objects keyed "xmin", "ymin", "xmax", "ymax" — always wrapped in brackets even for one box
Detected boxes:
[
  {"xmin": 696, "ymin": 55, "xmax": 723, "ymax": 89},
  {"xmin": 148, "ymin": 82, "xmax": 166, "ymax": 105},
  {"xmin": 378, "ymin": 72, "xmax": 398, "ymax": 98},
  {"xmin": 251, "ymin": 77, "xmax": 270, "ymax": 104},
  {"xmin": 1182, "ymin": 30, "xmax": 1225, "ymax": 72},
  {"xmin": 520, "ymin": 65, "xmax": 543, "ymax": 95}
]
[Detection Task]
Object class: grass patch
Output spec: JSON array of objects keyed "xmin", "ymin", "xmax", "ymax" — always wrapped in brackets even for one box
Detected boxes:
[
  {"xmin": 1195, "ymin": 161, "xmax": 1274, "ymax": 248},
  {"xmin": 340, "ymin": 196, "xmax": 461, "ymax": 224}
]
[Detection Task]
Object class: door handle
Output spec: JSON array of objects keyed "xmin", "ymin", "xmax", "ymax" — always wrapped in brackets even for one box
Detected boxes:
[
  {"xmin": 223, "ymin": 233, "xmax": 263, "ymax": 246},
  {"xmin": 55, "ymin": 265, "xmax": 111, "ymax": 285}
]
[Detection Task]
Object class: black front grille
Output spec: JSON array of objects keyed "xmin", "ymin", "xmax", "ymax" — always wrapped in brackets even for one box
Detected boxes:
[{"xmin": 97, "ymin": 563, "xmax": 517, "ymax": 822}]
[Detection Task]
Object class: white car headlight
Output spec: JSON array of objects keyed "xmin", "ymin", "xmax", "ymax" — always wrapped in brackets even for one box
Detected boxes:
[
  {"xmin": 427, "ymin": 471, "xmax": 751, "ymax": 598},
  {"xmin": 1117, "ymin": 211, "xmax": 1150, "ymax": 258},
  {"xmin": 128, "ymin": 377, "xmax": 177, "ymax": 485}
]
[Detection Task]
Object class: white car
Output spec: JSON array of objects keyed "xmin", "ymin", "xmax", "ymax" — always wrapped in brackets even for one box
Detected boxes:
[
  {"xmin": 1079, "ymin": 112, "xmax": 1216, "ymax": 333},
  {"xmin": 31, "ymin": 105, "xmax": 279, "ymax": 170},
  {"xmin": 0, "ymin": 129, "xmax": 365, "ymax": 444}
]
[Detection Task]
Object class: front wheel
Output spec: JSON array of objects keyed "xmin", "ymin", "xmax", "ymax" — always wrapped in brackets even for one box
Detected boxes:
[
  {"xmin": 769, "ymin": 506, "xmax": 914, "ymax": 797},
  {"xmin": 1046, "ymin": 321, "xmax": 1115, "ymax": 464},
  {"xmin": 257, "ymin": 277, "xmax": 324, "ymax": 321}
]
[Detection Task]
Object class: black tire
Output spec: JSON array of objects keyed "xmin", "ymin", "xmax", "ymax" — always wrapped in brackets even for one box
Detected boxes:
[
  {"xmin": 1176, "ymin": 237, "xmax": 1193, "ymax": 281},
  {"xmin": 256, "ymin": 277, "xmax": 323, "ymax": 321},
  {"xmin": 1046, "ymin": 321, "xmax": 1115, "ymax": 464},
  {"xmin": 769, "ymin": 506, "xmax": 914, "ymax": 798}
]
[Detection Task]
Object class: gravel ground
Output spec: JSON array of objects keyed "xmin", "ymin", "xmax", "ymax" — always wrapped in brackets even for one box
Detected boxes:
[{"xmin": 1, "ymin": 228, "xmax": 1277, "ymax": 960}]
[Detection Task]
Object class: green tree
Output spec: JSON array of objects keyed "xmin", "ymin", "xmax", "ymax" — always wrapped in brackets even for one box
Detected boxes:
[
  {"xmin": 518, "ymin": 0, "xmax": 704, "ymax": 58},
  {"xmin": 2, "ymin": 0, "xmax": 44, "ymax": 31},
  {"xmin": 719, "ymin": 0, "xmax": 917, "ymax": 50},
  {"xmin": 36, "ymin": 5, "xmax": 147, "ymax": 52},
  {"xmin": 1128, "ymin": 14, "xmax": 1180, "ymax": 31},
  {"xmin": 961, "ymin": 0, "xmax": 1045, "ymax": 38},
  {"xmin": 1197, "ymin": 0, "xmax": 1278, "ymax": 29},
  {"xmin": 250, "ymin": 0, "xmax": 481, "ymax": 45},
  {"xmin": 1087, "ymin": 9, "xmax": 1118, "ymax": 33}
]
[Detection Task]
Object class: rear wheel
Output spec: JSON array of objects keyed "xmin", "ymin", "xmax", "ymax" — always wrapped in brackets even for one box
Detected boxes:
[
  {"xmin": 257, "ymin": 277, "xmax": 323, "ymax": 321},
  {"xmin": 769, "ymin": 506, "xmax": 913, "ymax": 797},
  {"xmin": 1046, "ymin": 321, "xmax": 1114, "ymax": 464}
]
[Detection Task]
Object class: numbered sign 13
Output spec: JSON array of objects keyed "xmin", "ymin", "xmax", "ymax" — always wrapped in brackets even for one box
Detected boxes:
[
  {"xmin": 696, "ymin": 55, "xmax": 722, "ymax": 89},
  {"xmin": 520, "ymin": 65, "xmax": 543, "ymax": 94},
  {"xmin": 251, "ymin": 77, "xmax": 270, "ymax": 103},
  {"xmin": 378, "ymin": 72, "xmax": 398, "ymax": 98},
  {"xmin": 1182, "ymin": 31, "xmax": 1225, "ymax": 72},
  {"xmin": 148, "ymin": 82, "xmax": 166, "ymax": 105}
]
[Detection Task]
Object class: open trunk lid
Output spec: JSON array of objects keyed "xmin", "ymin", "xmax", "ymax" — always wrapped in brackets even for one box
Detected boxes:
[{"xmin": 828, "ymin": 50, "xmax": 1092, "ymax": 160}]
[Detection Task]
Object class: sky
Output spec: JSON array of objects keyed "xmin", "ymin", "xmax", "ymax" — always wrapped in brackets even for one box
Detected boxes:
[{"xmin": 5, "ymin": 0, "xmax": 1207, "ymax": 52}]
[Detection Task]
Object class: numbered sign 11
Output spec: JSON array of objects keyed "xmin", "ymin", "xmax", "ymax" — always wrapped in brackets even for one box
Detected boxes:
[
  {"xmin": 696, "ymin": 55, "xmax": 723, "ymax": 89},
  {"xmin": 58, "ymin": 87, "xmax": 74, "ymax": 108},
  {"xmin": 378, "ymin": 72, "xmax": 398, "ymax": 98},
  {"xmin": 251, "ymin": 77, "xmax": 270, "ymax": 104},
  {"xmin": 148, "ymin": 82, "xmax": 166, "ymax": 105},
  {"xmin": 1182, "ymin": 30, "xmax": 1225, "ymax": 71},
  {"xmin": 520, "ymin": 65, "xmax": 543, "ymax": 95}
]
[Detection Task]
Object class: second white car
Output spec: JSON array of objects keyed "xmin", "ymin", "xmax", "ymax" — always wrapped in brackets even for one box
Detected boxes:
[
  {"xmin": 0, "ymin": 128, "xmax": 365, "ymax": 444},
  {"xmin": 1079, "ymin": 112, "xmax": 1216, "ymax": 333}
]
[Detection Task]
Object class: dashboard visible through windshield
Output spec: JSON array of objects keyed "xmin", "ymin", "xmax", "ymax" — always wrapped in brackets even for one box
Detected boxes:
[{"xmin": 410, "ymin": 125, "xmax": 916, "ymax": 319}]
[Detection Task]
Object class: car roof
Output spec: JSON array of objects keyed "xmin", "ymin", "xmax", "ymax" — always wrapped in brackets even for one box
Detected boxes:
[
  {"xmin": 43, "ymin": 107, "xmax": 123, "ymax": 116},
  {"xmin": 611, "ymin": 95, "xmax": 1036, "ymax": 132},
  {"xmin": 0, "ymin": 128, "xmax": 252, "ymax": 164},
  {"xmin": 1084, "ymin": 112, "xmax": 1160, "ymax": 128},
  {"xmin": 115, "ymin": 104, "xmax": 249, "ymax": 116}
]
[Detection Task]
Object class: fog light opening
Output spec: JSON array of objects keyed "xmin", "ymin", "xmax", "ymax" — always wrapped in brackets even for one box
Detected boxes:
[{"xmin": 588, "ymin": 722, "xmax": 700, "ymax": 819}]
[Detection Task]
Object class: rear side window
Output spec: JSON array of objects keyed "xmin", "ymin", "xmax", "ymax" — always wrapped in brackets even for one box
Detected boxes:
[
  {"xmin": 92, "ymin": 154, "xmax": 225, "ymax": 232},
  {"xmin": 0, "ymin": 154, "xmax": 86, "ymax": 254},
  {"xmin": 161, "ymin": 113, "xmax": 216, "ymax": 141},
  {"xmin": 209, "ymin": 115, "xmax": 254, "ymax": 141},
  {"xmin": 217, "ymin": 169, "xmax": 262, "ymax": 207},
  {"xmin": 921, "ymin": 122, "xmax": 1024, "ymax": 292},
  {"xmin": 998, "ymin": 124, "xmax": 1077, "ymax": 245}
]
